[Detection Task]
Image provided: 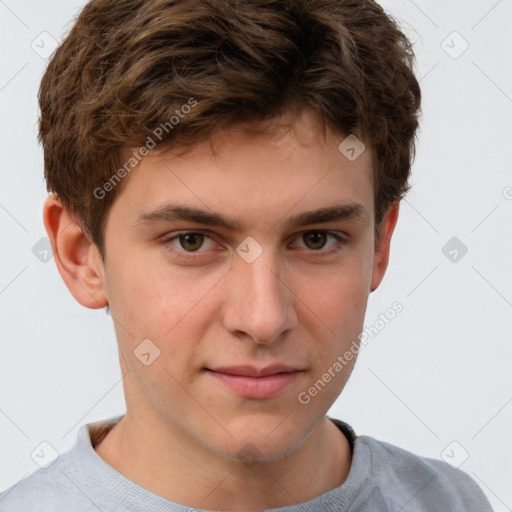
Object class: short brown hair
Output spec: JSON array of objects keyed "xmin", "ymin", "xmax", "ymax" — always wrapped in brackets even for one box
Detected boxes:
[{"xmin": 38, "ymin": 0, "xmax": 421, "ymax": 259}]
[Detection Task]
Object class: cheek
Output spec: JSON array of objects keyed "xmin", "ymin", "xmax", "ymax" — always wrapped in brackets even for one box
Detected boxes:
[
  {"xmin": 314, "ymin": 284, "xmax": 368, "ymax": 352},
  {"xmin": 301, "ymin": 259, "xmax": 370, "ymax": 326},
  {"xmin": 112, "ymin": 264, "xmax": 227, "ymax": 377},
  {"xmin": 110, "ymin": 252, "xmax": 220, "ymax": 327},
  {"xmin": 292, "ymin": 257, "xmax": 372, "ymax": 376}
]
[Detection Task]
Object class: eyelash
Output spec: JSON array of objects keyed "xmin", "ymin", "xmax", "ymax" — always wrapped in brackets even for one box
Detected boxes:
[{"xmin": 161, "ymin": 230, "xmax": 346, "ymax": 261}]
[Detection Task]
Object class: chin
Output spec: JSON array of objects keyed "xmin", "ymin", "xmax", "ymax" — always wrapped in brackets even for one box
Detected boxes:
[{"xmin": 211, "ymin": 415, "xmax": 308, "ymax": 464}]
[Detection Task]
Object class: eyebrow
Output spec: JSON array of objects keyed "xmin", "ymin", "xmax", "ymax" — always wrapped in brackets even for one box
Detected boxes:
[{"xmin": 133, "ymin": 202, "xmax": 369, "ymax": 231}]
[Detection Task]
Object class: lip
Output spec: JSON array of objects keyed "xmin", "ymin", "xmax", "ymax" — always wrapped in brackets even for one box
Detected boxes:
[
  {"xmin": 205, "ymin": 365, "xmax": 303, "ymax": 399},
  {"xmin": 210, "ymin": 364, "xmax": 300, "ymax": 377}
]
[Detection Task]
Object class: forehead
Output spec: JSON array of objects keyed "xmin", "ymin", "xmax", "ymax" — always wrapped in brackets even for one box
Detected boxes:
[{"xmin": 110, "ymin": 112, "xmax": 374, "ymax": 231}]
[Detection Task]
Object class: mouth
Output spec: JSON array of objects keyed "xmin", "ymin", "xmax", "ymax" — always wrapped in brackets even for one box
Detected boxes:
[{"xmin": 204, "ymin": 365, "xmax": 304, "ymax": 400}]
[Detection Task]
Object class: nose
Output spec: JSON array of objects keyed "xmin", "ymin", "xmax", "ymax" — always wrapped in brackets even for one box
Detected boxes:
[{"xmin": 220, "ymin": 244, "xmax": 297, "ymax": 345}]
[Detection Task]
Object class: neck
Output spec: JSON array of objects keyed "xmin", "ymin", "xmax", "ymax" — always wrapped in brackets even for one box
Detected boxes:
[{"xmin": 94, "ymin": 413, "xmax": 352, "ymax": 510}]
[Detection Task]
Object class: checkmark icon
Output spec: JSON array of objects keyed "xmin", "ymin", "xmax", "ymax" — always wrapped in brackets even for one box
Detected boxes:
[
  {"xmin": 134, "ymin": 339, "xmax": 161, "ymax": 366},
  {"xmin": 30, "ymin": 31, "xmax": 59, "ymax": 59},
  {"xmin": 440, "ymin": 31, "xmax": 469, "ymax": 59},
  {"xmin": 441, "ymin": 441, "xmax": 469, "ymax": 468},
  {"xmin": 31, "ymin": 441, "xmax": 59, "ymax": 468},
  {"xmin": 441, "ymin": 237, "xmax": 468, "ymax": 263},
  {"xmin": 32, "ymin": 237, "xmax": 54, "ymax": 263},
  {"xmin": 338, "ymin": 134, "xmax": 365, "ymax": 161},
  {"xmin": 236, "ymin": 236, "xmax": 263, "ymax": 263}
]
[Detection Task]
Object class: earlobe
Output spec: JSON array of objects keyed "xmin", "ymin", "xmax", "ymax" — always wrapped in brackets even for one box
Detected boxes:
[
  {"xmin": 370, "ymin": 202, "xmax": 400, "ymax": 292},
  {"xmin": 43, "ymin": 194, "xmax": 108, "ymax": 309}
]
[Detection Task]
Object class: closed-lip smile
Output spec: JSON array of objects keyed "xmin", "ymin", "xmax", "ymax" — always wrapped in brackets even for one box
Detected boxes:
[
  {"xmin": 208, "ymin": 364, "xmax": 301, "ymax": 377},
  {"xmin": 205, "ymin": 364, "xmax": 304, "ymax": 399}
]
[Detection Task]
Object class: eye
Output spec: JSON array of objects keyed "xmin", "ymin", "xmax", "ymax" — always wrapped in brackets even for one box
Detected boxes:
[
  {"xmin": 161, "ymin": 229, "xmax": 346, "ymax": 261},
  {"xmin": 162, "ymin": 230, "xmax": 216, "ymax": 254},
  {"xmin": 290, "ymin": 230, "xmax": 345, "ymax": 252}
]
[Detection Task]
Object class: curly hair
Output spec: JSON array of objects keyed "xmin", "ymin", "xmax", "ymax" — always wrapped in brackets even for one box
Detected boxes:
[{"xmin": 38, "ymin": 0, "xmax": 421, "ymax": 259}]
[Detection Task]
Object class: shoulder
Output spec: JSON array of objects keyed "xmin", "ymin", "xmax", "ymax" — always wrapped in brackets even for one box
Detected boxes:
[
  {"xmin": 0, "ymin": 451, "xmax": 92, "ymax": 511},
  {"xmin": 0, "ymin": 418, "xmax": 122, "ymax": 512},
  {"xmin": 357, "ymin": 435, "xmax": 494, "ymax": 511}
]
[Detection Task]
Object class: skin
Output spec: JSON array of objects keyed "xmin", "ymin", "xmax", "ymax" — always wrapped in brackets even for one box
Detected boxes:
[{"xmin": 43, "ymin": 110, "xmax": 399, "ymax": 511}]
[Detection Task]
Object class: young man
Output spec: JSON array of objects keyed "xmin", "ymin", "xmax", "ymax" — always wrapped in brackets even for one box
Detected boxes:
[{"xmin": 0, "ymin": 0, "xmax": 494, "ymax": 510}]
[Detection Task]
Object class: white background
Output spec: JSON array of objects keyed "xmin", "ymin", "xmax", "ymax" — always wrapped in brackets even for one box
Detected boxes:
[{"xmin": 0, "ymin": 0, "xmax": 511, "ymax": 510}]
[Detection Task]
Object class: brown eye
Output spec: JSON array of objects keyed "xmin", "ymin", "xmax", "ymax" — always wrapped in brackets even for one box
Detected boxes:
[
  {"xmin": 290, "ymin": 230, "xmax": 345, "ymax": 254},
  {"xmin": 162, "ymin": 230, "xmax": 217, "ymax": 258},
  {"xmin": 179, "ymin": 233, "xmax": 204, "ymax": 251},
  {"xmin": 302, "ymin": 231, "xmax": 328, "ymax": 250}
]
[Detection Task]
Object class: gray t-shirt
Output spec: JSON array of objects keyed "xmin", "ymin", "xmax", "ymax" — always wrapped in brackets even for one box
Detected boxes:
[{"xmin": 0, "ymin": 415, "xmax": 493, "ymax": 511}]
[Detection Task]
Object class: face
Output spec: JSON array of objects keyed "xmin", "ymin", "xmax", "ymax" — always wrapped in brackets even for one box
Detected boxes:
[{"xmin": 96, "ymin": 111, "xmax": 386, "ymax": 462}]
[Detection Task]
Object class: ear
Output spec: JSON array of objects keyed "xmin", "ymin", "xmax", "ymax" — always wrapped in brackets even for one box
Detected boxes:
[
  {"xmin": 42, "ymin": 194, "xmax": 108, "ymax": 309},
  {"xmin": 370, "ymin": 201, "xmax": 400, "ymax": 292}
]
